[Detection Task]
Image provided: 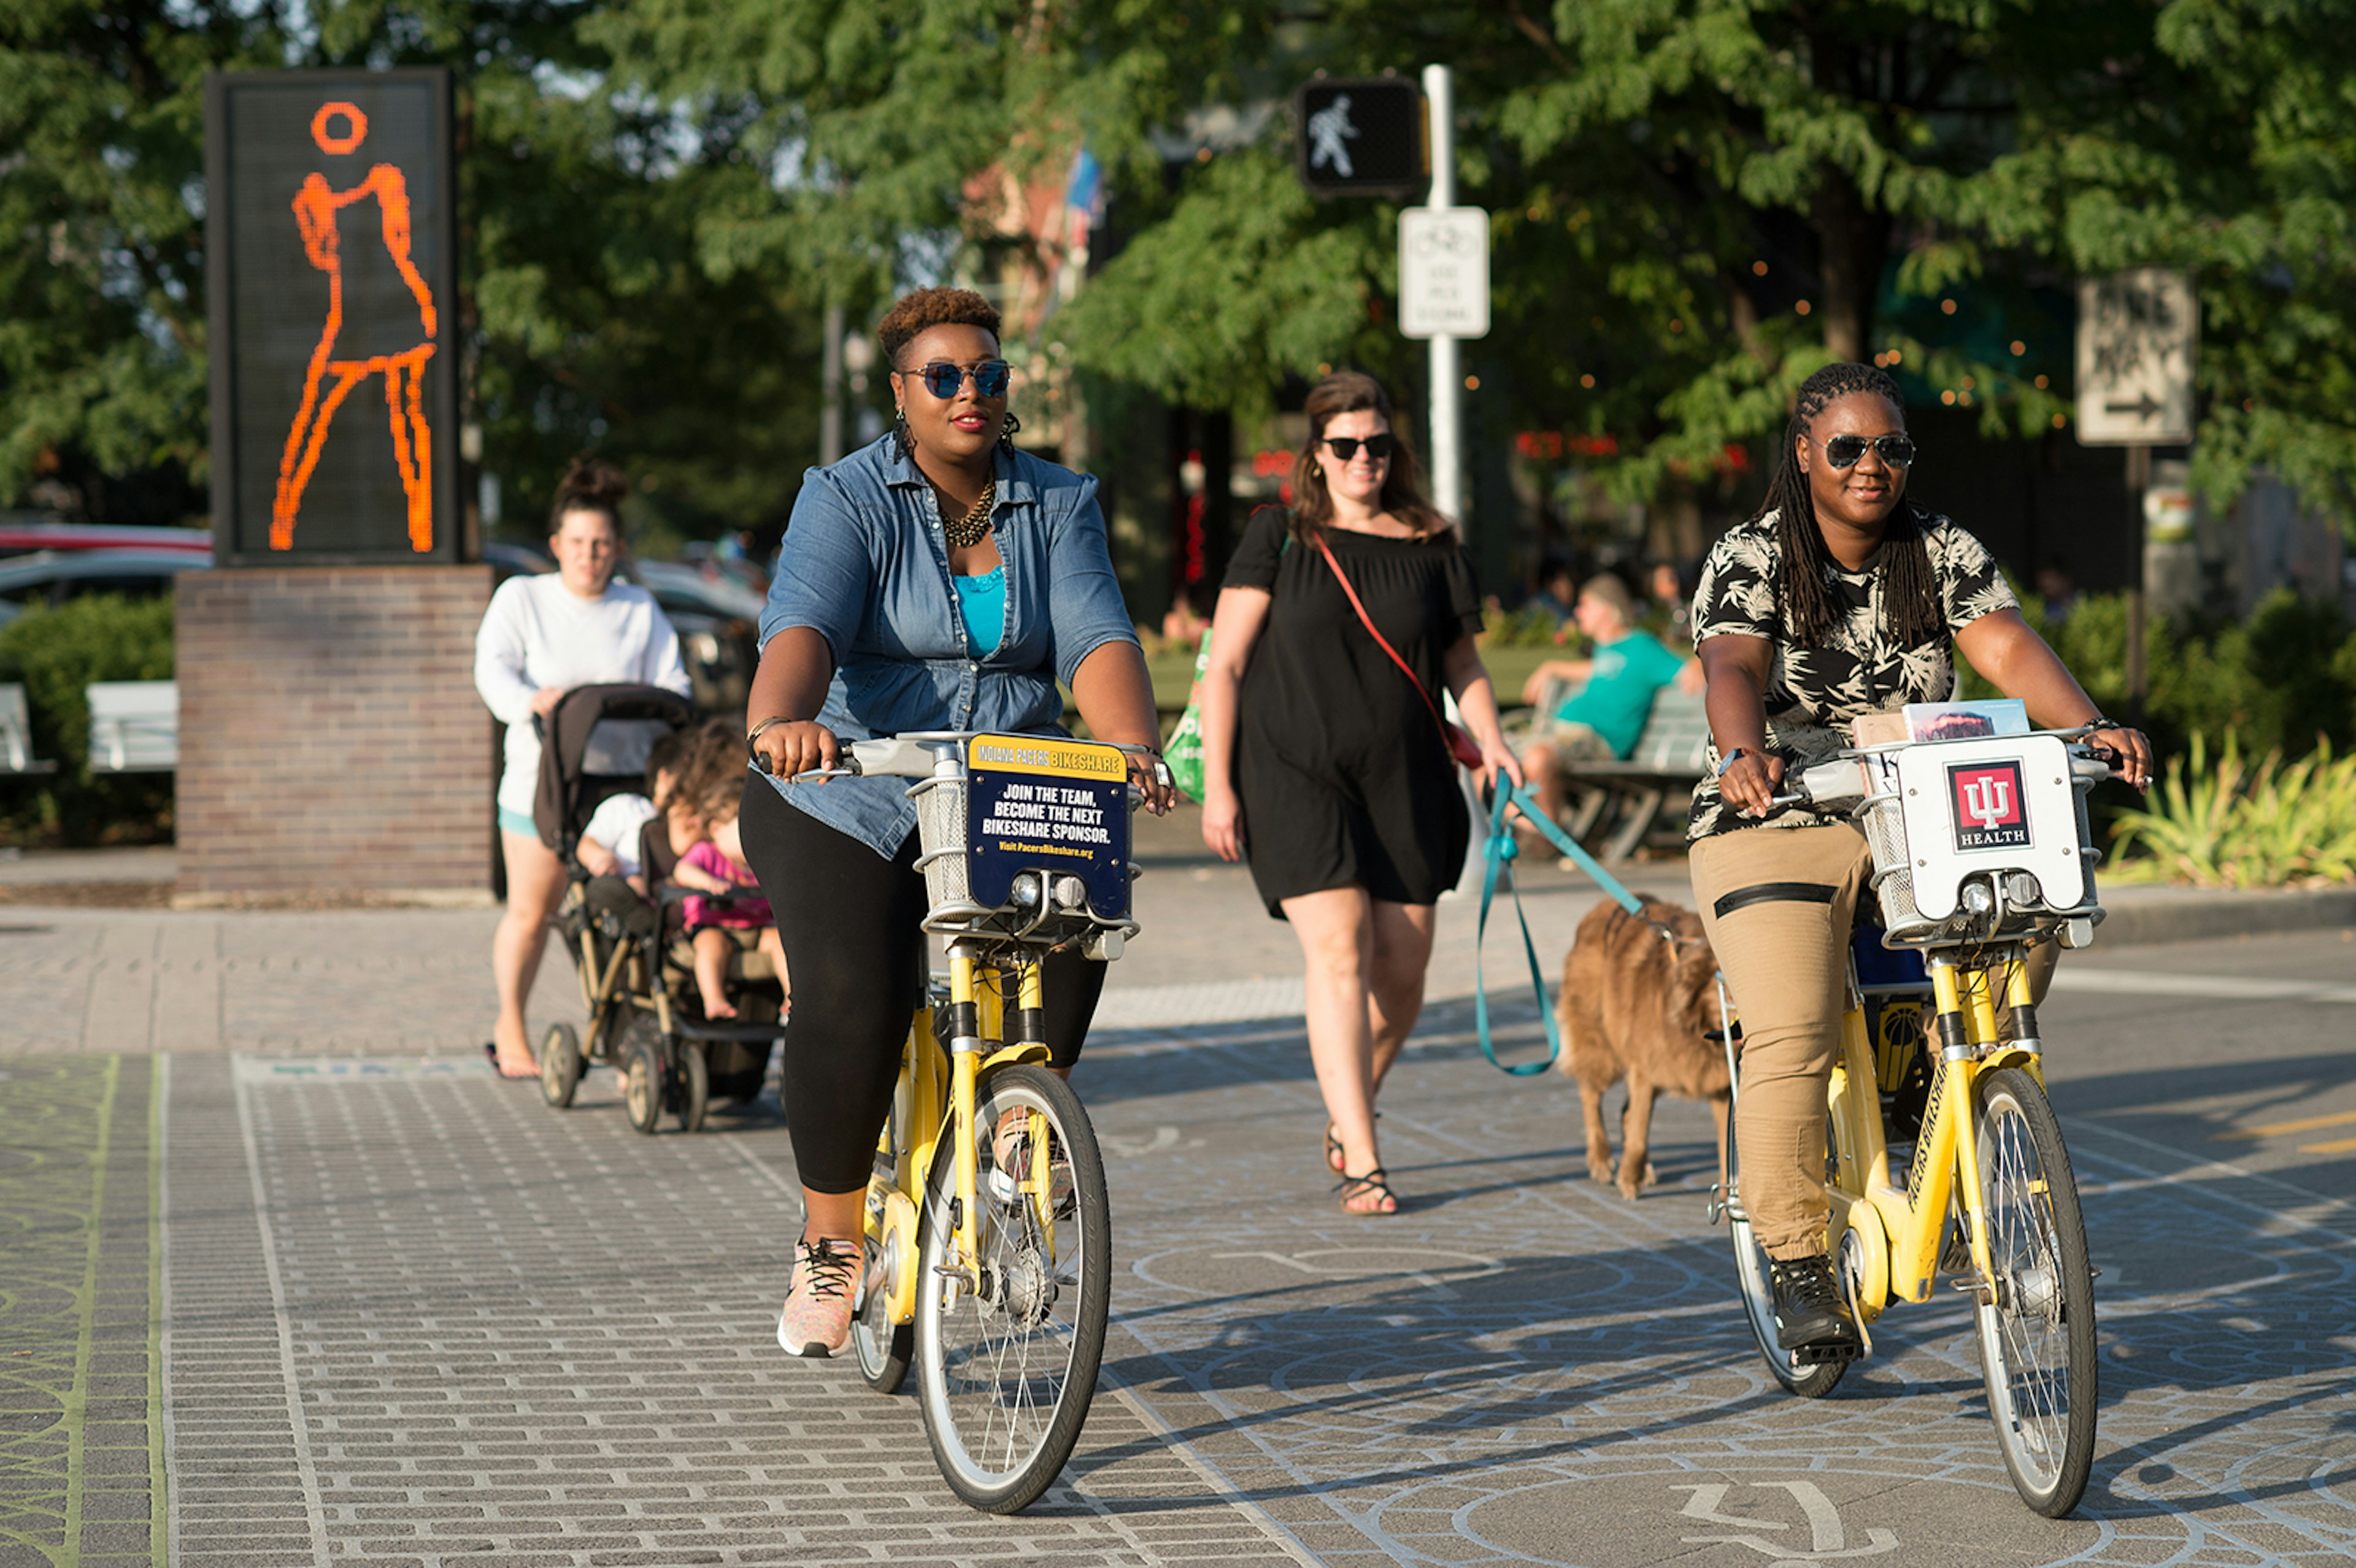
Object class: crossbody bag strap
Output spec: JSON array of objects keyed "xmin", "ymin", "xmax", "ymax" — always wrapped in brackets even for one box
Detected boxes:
[{"xmin": 1313, "ymin": 531, "xmax": 1457, "ymax": 744}]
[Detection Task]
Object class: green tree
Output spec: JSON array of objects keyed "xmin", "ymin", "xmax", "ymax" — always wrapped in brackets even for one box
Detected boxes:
[{"xmin": 0, "ymin": 1, "xmax": 825, "ymax": 540}]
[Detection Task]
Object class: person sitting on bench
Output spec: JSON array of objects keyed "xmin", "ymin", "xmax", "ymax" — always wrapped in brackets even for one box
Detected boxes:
[{"xmin": 1514, "ymin": 574, "xmax": 1698, "ymax": 824}]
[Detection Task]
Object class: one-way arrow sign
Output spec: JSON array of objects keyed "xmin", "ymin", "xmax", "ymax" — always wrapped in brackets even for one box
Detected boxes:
[{"xmin": 2076, "ymin": 270, "xmax": 2196, "ymax": 445}]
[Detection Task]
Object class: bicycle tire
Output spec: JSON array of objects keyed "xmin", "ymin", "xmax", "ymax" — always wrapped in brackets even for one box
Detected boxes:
[
  {"xmin": 915, "ymin": 1063, "xmax": 1111, "ymax": 1513},
  {"xmin": 1971, "ymin": 1066, "xmax": 2097, "ymax": 1516},
  {"xmin": 1724, "ymin": 1114, "xmax": 1846, "ymax": 1398}
]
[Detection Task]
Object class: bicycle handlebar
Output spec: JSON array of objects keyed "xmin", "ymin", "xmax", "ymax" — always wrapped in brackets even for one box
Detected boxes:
[
  {"xmin": 1757, "ymin": 743, "xmax": 2117, "ymax": 816},
  {"xmin": 752, "ymin": 733, "xmax": 1169, "ymax": 799}
]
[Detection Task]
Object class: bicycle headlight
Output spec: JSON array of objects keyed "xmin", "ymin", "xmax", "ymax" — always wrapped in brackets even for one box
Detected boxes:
[
  {"xmin": 1052, "ymin": 875, "xmax": 1089, "ymax": 910},
  {"xmin": 1961, "ymin": 879, "xmax": 1996, "ymax": 917},
  {"xmin": 2005, "ymin": 870, "xmax": 2042, "ymax": 908},
  {"xmin": 1010, "ymin": 872, "xmax": 1042, "ymax": 908}
]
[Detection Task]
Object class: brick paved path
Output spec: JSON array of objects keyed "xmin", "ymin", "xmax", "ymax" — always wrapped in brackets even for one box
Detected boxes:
[{"xmin": 2, "ymin": 881, "xmax": 2354, "ymax": 1564}]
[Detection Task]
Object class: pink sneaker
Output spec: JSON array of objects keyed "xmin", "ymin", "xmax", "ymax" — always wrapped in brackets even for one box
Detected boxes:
[{"xmin": 775, "ymin": 1237, "xmax": 858, "ymax": 1358}]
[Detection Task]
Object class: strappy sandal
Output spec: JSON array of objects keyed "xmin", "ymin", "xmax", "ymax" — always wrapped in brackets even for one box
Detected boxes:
[
  {"xmin": 1334, "ymin": 1167, "xmax": 1399, "ymax": 1216},
  {"xmin": 1323, "ymin": 1111, "xmax": 1376, "ymax": 1174}
]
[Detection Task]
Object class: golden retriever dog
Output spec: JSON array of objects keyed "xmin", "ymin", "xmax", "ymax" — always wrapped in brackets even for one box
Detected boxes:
[{"xmin": 1556, "ymin": 896, "xmax": 1729, "ymax": 1199}]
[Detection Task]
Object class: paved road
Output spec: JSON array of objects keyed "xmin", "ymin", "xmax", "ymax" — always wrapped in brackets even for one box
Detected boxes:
[{"xmin": 2, "ymin": 878, "xmax": 2352, "ymax": 1564}]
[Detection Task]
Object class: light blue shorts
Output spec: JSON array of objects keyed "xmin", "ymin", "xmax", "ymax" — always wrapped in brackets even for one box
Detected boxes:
[{"xmin": 498, "ymin": 806, "xmax": 537, "ymax": 838}]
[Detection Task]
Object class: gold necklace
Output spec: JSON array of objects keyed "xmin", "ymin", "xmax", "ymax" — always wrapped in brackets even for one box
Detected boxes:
[{"xmin": 942, "ymin": 479, "xmax": 995, "ymax": 548}]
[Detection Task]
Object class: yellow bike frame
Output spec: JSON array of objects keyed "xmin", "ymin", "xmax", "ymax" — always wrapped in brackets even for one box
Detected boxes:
[
  {"xmin": 867, "ymin": 946, "xmax": 1053, "ymax": 1325},
  {"xmin": 1822, "ymin": 944, "xmax": 2045, "ymax": 1329}
]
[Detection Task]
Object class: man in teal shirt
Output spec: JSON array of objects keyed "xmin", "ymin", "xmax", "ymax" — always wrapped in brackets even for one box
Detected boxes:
[{"xmin": 1514, "ymin": 574, "xmax": 1696, "ymax": 824}]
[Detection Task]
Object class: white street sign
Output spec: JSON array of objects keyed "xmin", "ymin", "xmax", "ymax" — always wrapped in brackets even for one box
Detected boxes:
[
  {"xmin": 2075, "ymin": 269, "xmax": 2197, "ymax": 446},
  {"xmin": 1399, "ymin": 207, "xmax": 1490, "ymax": 340}
]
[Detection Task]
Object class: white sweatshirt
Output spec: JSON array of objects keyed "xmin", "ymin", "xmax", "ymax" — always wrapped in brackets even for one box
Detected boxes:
[{"xmin": 474, "ymin": 573, "xmax": 693, "ymax": 815}]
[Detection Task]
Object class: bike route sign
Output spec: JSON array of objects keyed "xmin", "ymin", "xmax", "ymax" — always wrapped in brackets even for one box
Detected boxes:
[
  {"xmin": 2074, "ymin": 267, "xmax": 2197, "ymax": 446},
  {"xmin": 965, "ymin": 734, "xmax": 1131, "ymax": 918},
  {"xmin": 1399, "ymin": 207, "xmax": 1491, "ymax": 339}
]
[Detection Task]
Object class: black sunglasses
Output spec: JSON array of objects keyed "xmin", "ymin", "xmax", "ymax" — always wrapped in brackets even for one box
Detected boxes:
[
  {"xmin": 1322, "ymin": 432, "xmax": 1396, "ymax": 462},
  {"xmin": 904, "ymin": 359, "xmax": 1012, "ymax": 400},
  {"xmin": 1810, "ymin": 432, "xmax": 1917, "ymax": 470}
]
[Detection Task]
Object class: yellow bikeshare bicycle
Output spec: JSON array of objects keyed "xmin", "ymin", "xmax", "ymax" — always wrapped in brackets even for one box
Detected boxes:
[
  {"xmin": 782, "ymin": 730, "xmax": 1152, "ymax": 1513},
  {"xmin": 1713, "ymin": 724, "xmax": 2115, "ymax": 1516}
]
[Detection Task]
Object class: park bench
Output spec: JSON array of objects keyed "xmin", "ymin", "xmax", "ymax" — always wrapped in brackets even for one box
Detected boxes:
[
  {"xmin": 1, "ymin": 683, "xmax": 55, "ymax": 775},
  {"xmin": 1515, "ymin": 683, "xmax": 1712, "ymax": 864},
  {"xmin": 86, "ymin": 680, "xmax": 179, "ymax": 772}
]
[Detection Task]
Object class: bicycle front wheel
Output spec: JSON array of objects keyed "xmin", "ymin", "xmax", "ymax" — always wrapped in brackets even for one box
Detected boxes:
[
  {"xmin": 1971, "ymin": 1066, "xmax": 2097, "ymax": 1516},
  {"xmin": 915, "ymin": 1063, "xmax": 1111, "ymax": 1513}
]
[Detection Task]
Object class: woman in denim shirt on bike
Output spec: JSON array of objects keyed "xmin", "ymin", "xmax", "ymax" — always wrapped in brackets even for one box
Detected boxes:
[{"xmin": 741, "ymin": 286, "xmax": 1169, "ymax": 1358}]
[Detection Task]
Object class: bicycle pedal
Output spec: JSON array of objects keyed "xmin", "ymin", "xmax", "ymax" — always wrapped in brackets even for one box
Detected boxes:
[{"xmin": 1790, "ymin": 1337, "xmax": 1865, "ymax": 1367}]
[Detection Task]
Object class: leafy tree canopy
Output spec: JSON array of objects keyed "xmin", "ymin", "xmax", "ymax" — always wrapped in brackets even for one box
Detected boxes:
[{"xmin": 0, "ymin": 1, "xmax": 820, "ymax": 537}]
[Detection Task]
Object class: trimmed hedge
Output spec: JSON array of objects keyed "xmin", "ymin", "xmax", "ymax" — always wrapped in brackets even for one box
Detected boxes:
[{"xmin": 0, "ymin": 593, "xmax": 175, "ymax": 847}]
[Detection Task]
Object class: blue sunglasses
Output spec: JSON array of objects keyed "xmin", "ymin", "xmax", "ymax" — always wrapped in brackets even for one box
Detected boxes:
[{"xmin": 906, "ymin": 359, "xmax": 1012, "ymax": 400}]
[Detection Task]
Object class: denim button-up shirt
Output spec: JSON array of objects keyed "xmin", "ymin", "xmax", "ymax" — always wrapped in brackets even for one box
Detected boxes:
[{"xmin": 753, "ymin": 434, "xmax": 1141, "ymax": 858}]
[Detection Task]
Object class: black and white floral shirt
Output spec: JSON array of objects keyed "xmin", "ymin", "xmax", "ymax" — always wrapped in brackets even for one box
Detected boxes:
[{"xmin": 1687, "ymin": 510, "xmax": 2017, "ymax": 839}]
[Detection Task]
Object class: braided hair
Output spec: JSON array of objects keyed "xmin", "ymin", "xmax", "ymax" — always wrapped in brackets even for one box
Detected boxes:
[{"xmin": 1754, "ymin": 363, "xmax": 1943, "ymax": 648}]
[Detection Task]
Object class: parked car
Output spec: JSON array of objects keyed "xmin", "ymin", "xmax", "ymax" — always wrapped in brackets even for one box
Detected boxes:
[
  {"xmin": 627, "ymin": 559, "xmax": 763, "ymax": 717},
  {"xmin": 0, "ymin": 518, "xmax": 212, "ymax": 559},
  {"xmin": 0, "ymin": 549, "xmax": 212, "ymax": 626}
]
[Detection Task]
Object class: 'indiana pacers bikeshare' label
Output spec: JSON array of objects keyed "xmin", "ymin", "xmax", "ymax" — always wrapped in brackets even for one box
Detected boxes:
[{"xmin": 964, "ymin": 734, "xmax": 1130, "ymax": 917}]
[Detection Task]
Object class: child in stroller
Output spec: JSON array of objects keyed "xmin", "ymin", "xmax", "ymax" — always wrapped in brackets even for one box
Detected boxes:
[
  {"xmin": 536, "ymin": 694, "xmax": 788, "ymax": 1132},
  {"xmin": 665, "ymin": 770, "xmax": 789, "ymax": 1021}
]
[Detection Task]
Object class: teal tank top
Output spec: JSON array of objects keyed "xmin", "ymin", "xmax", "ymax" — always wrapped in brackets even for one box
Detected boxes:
[{"xmin": 952, "ymin": 567, "xmax": 1006, "ymax": 657}]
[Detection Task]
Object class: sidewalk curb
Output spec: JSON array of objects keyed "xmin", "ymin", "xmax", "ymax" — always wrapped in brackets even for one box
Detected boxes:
[{"xmin": 2098, "ymin": 885, "xmax": 2356, "ymax": 945}]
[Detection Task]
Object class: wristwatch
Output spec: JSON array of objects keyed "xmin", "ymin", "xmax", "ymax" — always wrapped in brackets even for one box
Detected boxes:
[{"xmin": 1715, "ymin": 747, "xmax": 1750, "ymax": 777}]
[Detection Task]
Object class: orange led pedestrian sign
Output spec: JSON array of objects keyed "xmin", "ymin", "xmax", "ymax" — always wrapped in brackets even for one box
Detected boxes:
[{"xmin": 206, "ymin": 71, "xmax": 462, "ymax": 566}]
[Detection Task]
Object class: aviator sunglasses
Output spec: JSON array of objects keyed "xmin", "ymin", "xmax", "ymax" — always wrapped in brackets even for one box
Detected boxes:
[
  {"xmin": 1809, "ymin": 431, "xmax": 1917, "ymax": 470},
  {"xmin": 1322, "ymin": 432, "xmax": 1396, "ymax": 462},
  {"xmin": 905, "ymin": 359, "xmax": 1013, "ymax": 400}
]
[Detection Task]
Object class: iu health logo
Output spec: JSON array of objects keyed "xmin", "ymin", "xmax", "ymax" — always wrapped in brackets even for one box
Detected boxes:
[{"xmin": 1947, "ymin": 759, "xmax": 2031, "ymax": 851}]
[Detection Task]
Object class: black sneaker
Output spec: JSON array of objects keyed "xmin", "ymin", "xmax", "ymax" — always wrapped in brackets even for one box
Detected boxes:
[{"xmin": 1768, "ymin": 1254, "xmax": 1863, "ymax": 1355}]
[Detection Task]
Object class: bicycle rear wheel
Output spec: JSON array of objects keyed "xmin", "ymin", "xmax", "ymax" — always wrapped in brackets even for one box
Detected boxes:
[
  {"xmin": 1971, "ymin": 1066, "xmax": 2096, "ymax": 1516},
  {"xmin": 915, "ymin": 1063, "xmax": 1111, "ymax": 1513},
  {"xmin": 1724, "ymin": 1114, "xmax": 1846, "ymax": 1397}
]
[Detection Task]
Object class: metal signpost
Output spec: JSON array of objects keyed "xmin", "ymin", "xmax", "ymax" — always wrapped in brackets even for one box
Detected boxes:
[
  {"xmin": 1398, "ymin": 64, "xmax": 1488, "ymax": 529},
  {"xmin": 2074, "ymin": 269, "xmax": 2198, "ymax": 723}
]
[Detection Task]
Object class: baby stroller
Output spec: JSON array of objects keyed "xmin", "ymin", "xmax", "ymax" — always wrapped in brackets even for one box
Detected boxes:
[{"xmin": 532, "ymin": 683, "xmax": 788, "ymax": 1133}]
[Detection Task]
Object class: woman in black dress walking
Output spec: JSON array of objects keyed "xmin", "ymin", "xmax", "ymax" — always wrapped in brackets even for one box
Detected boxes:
[{"xmin": 1196, "ymin": 372, "xmax": 1520, "ymax": 1213}]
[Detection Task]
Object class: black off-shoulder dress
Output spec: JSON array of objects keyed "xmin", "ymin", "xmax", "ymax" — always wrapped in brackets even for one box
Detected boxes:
[{"xmin": 1223, "ymin": 505, "xmax": 1482, "ymax": 917}]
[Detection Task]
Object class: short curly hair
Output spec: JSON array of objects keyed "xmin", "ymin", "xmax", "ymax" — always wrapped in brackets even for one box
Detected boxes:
[{"xmin": 877, "ymin": 286, "xmax": 1001, "ymax": 369}]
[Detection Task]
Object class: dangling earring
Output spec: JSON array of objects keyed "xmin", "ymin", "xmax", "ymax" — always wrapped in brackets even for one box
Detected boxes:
[
  {"xmin": 997, "ymin": 410, "xmax": 1022, "ymax": 452},
  {"xmin": 893, "ymin": 407, "xmax": 914, "ymax": 461}
]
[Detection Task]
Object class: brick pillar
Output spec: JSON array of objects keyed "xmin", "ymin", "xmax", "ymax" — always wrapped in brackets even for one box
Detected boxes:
[{"xmin": 174, "ymin": 566, "xmax": 496, "ymax": 905}]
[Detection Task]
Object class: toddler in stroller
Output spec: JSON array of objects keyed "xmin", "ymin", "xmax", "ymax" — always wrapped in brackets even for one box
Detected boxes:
[
  {"xmin": 535, "ymin": 691, "xmax": 789, "ymax": 1133},
  {"xmin": 665, "ymin": 774, "xmax": 789, "ymax": 1021}
]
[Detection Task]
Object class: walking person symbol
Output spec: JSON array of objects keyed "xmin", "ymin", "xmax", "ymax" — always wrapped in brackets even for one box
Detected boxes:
[
  {"xmin": 1306, "ymin": 93, "xmax": 1359, "ymax": 178},
  {"xmin": 271, "ymin": 100, "xmax": 438, "ymax": 552}
]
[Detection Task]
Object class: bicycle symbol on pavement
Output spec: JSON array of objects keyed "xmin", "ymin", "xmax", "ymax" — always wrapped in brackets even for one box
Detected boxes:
[{"xmin": 1673, "ymin": 1481, "xmax": 1898, "ymax": 1565}]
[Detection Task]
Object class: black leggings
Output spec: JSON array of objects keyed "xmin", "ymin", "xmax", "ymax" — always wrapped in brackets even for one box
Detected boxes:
[{"xmin": 739, "ymin": 778, "xmax": 1108, "ymax": 1194}]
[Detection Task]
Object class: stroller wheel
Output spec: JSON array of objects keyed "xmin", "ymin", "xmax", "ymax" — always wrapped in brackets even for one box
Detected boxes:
[
  {"xmin": 623, "ymin": 1039, "xmax": 664, "ymax": 1135},
  {"xmin": 539, "ymin": 1023, "xmax": 582, "ymax": 1109},
  {"xmin": 677, "ymin": 1043, "xmax": 709, "ymax": 1133}
]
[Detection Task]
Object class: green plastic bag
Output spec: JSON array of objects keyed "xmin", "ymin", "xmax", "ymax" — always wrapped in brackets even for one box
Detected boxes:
[{"xmin": 1163, "ymin": 628, "xmax": 1214, "ymax": 802}]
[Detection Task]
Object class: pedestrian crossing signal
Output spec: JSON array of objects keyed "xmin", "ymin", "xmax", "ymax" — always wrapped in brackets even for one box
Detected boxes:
[{"xmin": 1293, "ymin": 77, "xmax": 1425, "ymax": 198}]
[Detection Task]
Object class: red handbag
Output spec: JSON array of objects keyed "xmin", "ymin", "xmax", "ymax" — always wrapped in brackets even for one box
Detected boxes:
[{"xmin": 1314, "ymin": 532, "xmax": 1486, "ymax": 771}]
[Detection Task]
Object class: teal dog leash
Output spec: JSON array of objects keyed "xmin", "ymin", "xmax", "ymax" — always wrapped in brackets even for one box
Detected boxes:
[{"xmin": 1474, "ymin": 778, "xmax": 1669, "ymax": 1076}]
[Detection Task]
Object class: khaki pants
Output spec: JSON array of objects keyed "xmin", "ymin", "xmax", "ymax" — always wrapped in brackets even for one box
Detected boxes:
[{"xmin": 1692, "ymin": 824, "xmax": 2057, "ymax": 1259}]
